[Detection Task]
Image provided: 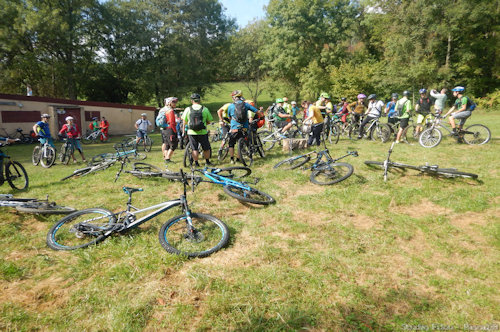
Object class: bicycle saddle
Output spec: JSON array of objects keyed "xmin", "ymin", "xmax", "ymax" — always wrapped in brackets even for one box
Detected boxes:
[{"xmin": 122, "ymin": 187, "xmax": 143, "ymax": 195}]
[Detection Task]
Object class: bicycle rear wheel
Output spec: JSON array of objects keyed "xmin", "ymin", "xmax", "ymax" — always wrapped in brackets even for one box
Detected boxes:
[
  {"xmin": 419, "ymin": 128, "xmax": 442, "ymax": 148},
  {"xmin": 144, "ymin": 136, "xmax": 152, "ymax": 152},
  {"xmin": 237, "ymin": 137, "xmax": 253, "ymax": 167},
  {"xmin": 273, "ymin": 155, "xmax": 310, "ymax": 170},
  {"xmin": 223, "ymin": 185, "xmax": 275, "ymax": 205},
  {"xmin": 32, "ymin": 146, "xmax": 41, "ymax": 165},
  {"xmin": 46, "ymin": 208, "xmax": 116, "ymax": 250},
  {"xmin": 462, "ymin": 124, "xmax": 491, "ymax": 145},
  {"xmin": 183, "ymin": 144, "xmax": 194, "ymax": 167},
  {"xmin": 133, "ymin": 162, "xmax": 162, "ymax": 172},
  {"xmin": 402, "ymin": 124, "xmax": 419, "ymax": 144},
  {"xmin": 330, "ymin": 123, "xmax": 340, "ymax": 144},
  {"xmin": 310, "ymin": 162, "xmax": 353, "ymax": 185},
  {"xmin": 6, "ymin": 161, "xmax": 29, "ymax": 190},
  {"xmin": 217, "ymin": 138, "xmax": 229, "ymax": 162},
  {"xmin": 255, "ymin": 134, "xmax": 266, "ymax": 157},
  {"xmin": 16, "ymin": 202, "xmax": 76, "ymax": 214},
  {"xmin": 40, "ymin": 146, "xmax": 56, "ymax": 168},
  {"xmin": 216, "ymin": 166, "xmax": 251, "ymax": 178},
  {"xmin": 348, "ymin": 123, "xmax": 360, "ymax": 139},
  {"xmin": 159, "ymin": 213, "xmax": 229, "ymax": 258},
  {"xmin": 370, "ymin": 123, "xmax": 391, "ymax": 143}
]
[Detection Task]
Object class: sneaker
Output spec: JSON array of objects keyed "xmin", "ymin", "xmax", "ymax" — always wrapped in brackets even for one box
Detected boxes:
[
  {"xmin": 357, "ymin": 135, "xmax": 362, "ymax": 140},
  {"xmin": 206, "ymin": 160, "xmax": 213, "ymax": 166},
  {"xmin": 73, "ymin": 160, "xmax": 78, "ymax": 164},
  {"xmin": 395, "ymin": 140, "xmax": 400, "ymax": 144},
  {"xmin": 195, "ymin": 161, "xmax": 200, "ymax": 167},
  {"xmin": 164, "ymin": 159, "xmax": 172, "ymax": 163}
]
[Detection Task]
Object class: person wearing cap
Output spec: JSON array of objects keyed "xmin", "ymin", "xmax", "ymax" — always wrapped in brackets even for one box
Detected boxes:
[
  {"xmin": 182, "ymin": 93, "xmax": 213, "ymax": 166},
  {"xmin": 33, "ymin": 114, "xmax": 55, "ymax": 148},
  {"xmin": 443, "ymin": 86, "xmax": 472, "ymax": 133},
  {"xmin": 59, "ymin": 116, "xmax": 86, "ymax": 162},
  {"xmin": 100, "ymin": 116, "xmax": 109, "ymax": 141},
  {"xmin": 358, "ymin": 94, "xmax": 384, "ymax": 139},
  {"xmin": 158, "ymin": 97, "xmax": 179, "ymax": 163},
  {"xmin": 135, "ymin": 113, "xmax": 152, "ymax": 149},
  {"xmin": 395, "ymin": 91, "xmax": 412, "ymax": 143},
  {"xmin": 415, "ymin": 89, "xmax": 432, "ymax": 135}
]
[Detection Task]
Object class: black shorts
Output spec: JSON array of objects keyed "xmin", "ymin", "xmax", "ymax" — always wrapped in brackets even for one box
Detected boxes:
[
  {"xmin": 400, "ymin": 118, "xmax": 409, "ymax": 129},
  {"xmin": 228, "ymin": 130, "xmax": 244, "ymax": 148},
  {"xmin": 188, "ymin": 134, "xmax": 211, "ymax": 152},
  {"xmin": 161, "ymin": 128, "xmax": 178, "ymax": 150},
  {"xmin": 276, "ymin": 120, "xmax": 289, "ymax": 129}
]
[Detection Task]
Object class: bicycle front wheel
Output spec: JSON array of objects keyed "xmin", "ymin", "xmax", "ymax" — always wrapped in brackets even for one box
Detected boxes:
[
  {"xmin": 223, "ymin": 185, "xmax": 275, "ymax": 205},
  {"xmin": 159, "ymin": 213, "xmax": 229, "ymax": 258},
  {"xmin": 370, "ymin": 123, "xmax": 391, "ymax": 143},
  {"xmin": 217, "ymin": 138, "xmax": 229, "ymax": 162},
  {"xmin": 330, "ymin": 123, "xmax": 340, "ymax": 144},
  {"xmin": 237, "ymin": 137, "xmax": 253, "ymax": 167},
  {"xmin": 258, "ymin": 130, "xmax": 275, "ymax": 151},
  {"xmin": 273, "ymin": 155, "xmax": 310, "ymax": 170},
  {"xmin": 40, "ymin": 146, "xmax": 56, "ymax": 168},
  {"xmin": 310, "ymin": 162, "xmax": 353, "ymax": 185},
  {"xmin": 6, "ymin": 161, "xmax": 29, "ymax": 190},
  {"xmin": 419, "ymin": 128, "xmax": 442, "ymax": 148},
  {"xmin": 144, "ymin": 136, "xmax": 152, "ymax": 152},
  {"xmin": 47, "ymin": 208, "xmax": 116, "ymax": 250},
  {"xmin": 217, "ymin": 166, "xmax": 251, "ymax": 178},
  {"xmin": 32, "ymin": 146, "xmax": 41, "ymax": 165},
  {"xmin": 462, "ymin": 124, "xmax": 491, "ymax": 145},
  {"xmin": 16, "ymin": 202, "xmax": 76, "ymax": 214},
  {"xmin": 402, "ymin": 124, "xmax": 419, "ymax": 144}
]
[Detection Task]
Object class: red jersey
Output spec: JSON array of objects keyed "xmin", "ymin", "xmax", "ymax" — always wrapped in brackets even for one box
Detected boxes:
[{"xmin": 59, "ymin": 124, "xmax": 81, "ymax": 138}]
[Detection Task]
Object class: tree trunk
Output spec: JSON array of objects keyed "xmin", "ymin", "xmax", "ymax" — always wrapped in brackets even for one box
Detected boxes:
[{"xmin": 445, "ymin": 33, "xmax": 451, "ymax": 69}]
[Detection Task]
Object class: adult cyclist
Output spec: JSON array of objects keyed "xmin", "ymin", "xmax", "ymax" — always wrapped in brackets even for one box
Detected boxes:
[
  {"xmin": 182, "ymin": 93, "xmax": 213, "ymax": 166},
  {"xmin": 33, "ymin": 114, "xmax": 55, "ymax": 148},
  {"xmin": 358, "ymin": 94, "xmax": 383, "ymax": 139},
  {"xmin": 415, "ymin": 89, "xmax": 432, "ymax": 135},
  {"xmin": 349, "ymin": 94, "xmax": 367, "ymax": 125},
  {"xmin": 395, "ymin": 90, "xmax": 412, "ymax": 143},
  {"xmin": 443, "ymin": 86, "xmax": 474, "ymax": 134},
  {"xmin": 226, "ymin": 90, "xmax": 257, "ymax": 164},
  {"xmin": 59, "ymin": 116, "xmax": 86, "ymax": 163}
]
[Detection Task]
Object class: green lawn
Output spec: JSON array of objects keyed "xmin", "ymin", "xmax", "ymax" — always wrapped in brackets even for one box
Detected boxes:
[{"xmin": 0, "ymin": 111, "xmax": 498, "ymax": 331}]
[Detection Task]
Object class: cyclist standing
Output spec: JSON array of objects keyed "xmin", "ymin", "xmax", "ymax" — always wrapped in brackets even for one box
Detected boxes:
[
  {"xmin": 135, "ymin": 113, "xmax": 152, "ymax": 149},
  {"xmin": 302, "ymin": 100, "xmax": 324, "ymax": 146},
  {"xmin": 100, "ymin": 117, "xmax": 109, "ymax": 141},
  {"xmin": 443, "ymin": 86, "xmax": 473, "ymax": 134},
  {"xmin": 157, "ymin": 97, "xmax": 179, "ymax": 163},
  {"xmin": 217, "ymin": 100, "xmax": 232, "ymax": 139},
  {"xmin": 358, "ymin": 94, "xmax": 383, "ymax": 139},
  {"xmin": 226, "ymin": 90, "xmax": 257, "ymax": 164},
  {"xmin": 349, "ymin": 94, "xmax": 367, "ymax": 125},
  {"xmin": 33, "ymin": 114, "xmax": 55, "ymax": 148},
  {"xmin": 182, "ymin": 93, "xmax": 213, "ymax": 167},
  {"xmin": 385, "ymin": 93, "xmax": 399, "ymax": 126},
  {"xmin": 415, "ymin": 89, "xmax": 432, "ymax": 135},
  {"xmin": 90, "ymin": 117, "xmax": 100, "ymax": 132},
  {"xmin": 395, "ymin": 90, "xmax": 412, "ymax": 143},
  {"xmin": 59, "ymin": 116, "xmax": 86, "ymax": 163}
]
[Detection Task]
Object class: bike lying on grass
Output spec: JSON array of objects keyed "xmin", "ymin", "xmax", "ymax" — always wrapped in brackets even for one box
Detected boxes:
[
  {"xmin": 274, "ymin": 146, "xmax": 358, "ymax": 185},
  {"xmin": 0, "ymin": 194, "xmax": 76, "ymax": 214},
  {"xmin": 365, "ymin": 141, "xmax": 479, "ymax": 181},
  {"xmin": 127, "ymin": 164, "xmax": 275, "ymax": 205},
  {"xmin": 0, "ymin": 140, "xmax": 29, "ymax": 190},
  {"xmin": 47, "ymin": 170, "xmax": 229, "ymax": 258}
]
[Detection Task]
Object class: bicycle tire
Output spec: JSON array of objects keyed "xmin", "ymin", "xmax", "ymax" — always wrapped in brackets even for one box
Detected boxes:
[
  {"xmin": 259, "ymin": 130, "xmax": 275, "ymax": 151},
  {"xmin": 330, "ymin": 123, "xmax": 340, "ymax": 144},
  {"xmin": 370, "ymin": 123, "xmax": 391, "ymax": 143},
  {"xmin": 217, "ymin": 145, "xmax": 229, "ymax": 162},
  {"xmin": 144, "ymin": 136, "xmax": 152, "ymax": 152},
  {"xmin": 16, "ymin": 202, "xmax": 76, "ymax": 214},
  {"xmin": 216, "ymin": 166, "xmax": 252, "ymax": 178},
  {"xmin": 5, "ymin": 161, "xmax": 29, "ymax": 190},
  {"xmin": 91, "ymin": 153, "xmax": 116, "ymax": 165},
  {"xmin": 419, "ymin": 128, "xmax": 442, "ymax": 148},
  {"xmin": 348, "ymin": 123, "xmax": 360, "ymax": 139},
  {"xmin": 431, "ymin": 168, "xmax": 479, "ymax": 179},
  {"xmin": 159, "ymin": 213, "xmax": 229, "ymax": 258},
  {"xmin": 310, "ymin": 162, "xmax": 353, "ymax": 185},
  {"xmin": 132, "ymin": 152, "xmax": 147, "ymax": 160},
  {"xmin": 273, "ymin": 155, "xmax": 311, "ymax": 170},
  {"xmin": 40, "ymin": 146, "xmax": 56, "ymax": 168},
  {"xmin": 32, "ymin": 146, "xmax": 41, "ymax": 166},
  {"xmin": 462, "ymin": 124, "xmax": 491, "ymax": 145},
  {"xmin": 402, "ymin": 124, "xmax": 419, "ymax": 144},
  {"xmin": 61, "ymin": 167, "xmax": 92, "ymax": 181},
  {"xmin": 255, "ymin": 134, "xmax": 266, "ymax": 158},
  {"xmin": 237, "ymin": 137, "xmax": 253, "ymax": 167},
  {"xmin": 132, "ymin": 162, "xmax": 162, "ymax": 172},
  {"xmin": 81, "ymin": 135, "xmax": 92, "ymax": 145},
  {"xmin": 223, "ymin": 185, "xmax": 275, "ymax": 205},
  {"xmin": 46, "ymin": 208, "xmax": 116, "ymax": 250}
]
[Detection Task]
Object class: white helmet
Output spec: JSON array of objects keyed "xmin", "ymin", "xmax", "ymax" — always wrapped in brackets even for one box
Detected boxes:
[
  {"xmin": 141, "ymin": 113, "xmax": 147, "ymax": 116},
  {"xmin": 65, "ymin": 116, "xmax": 74, "ymax": 121}
]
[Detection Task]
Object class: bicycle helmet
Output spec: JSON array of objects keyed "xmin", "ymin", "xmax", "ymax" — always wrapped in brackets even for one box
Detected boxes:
[
  {"xmin": 276, "ymin": 98, "xmax": 284, "ymax": 103},
  {"xmin": 403, "ymin": 90, "xmax": 410, "ymax": 96},
  {"xmin": 451, "ymin": 86, "xmax": 465, "ymax": 92},
  {"xmin": 357, "ymin": 94, "xmax": 366, "ymax": 99},
  {"xmin": 291, "ymin": 101, "xmax": 297, "ymax": 105},
  {"xmin": 141, "ymin": 113, "xmax": 147, "ymax": 116},
  {"xmin": 65, "ymin": 116, "xmax": 74, "ymax": 121},
  {"xmin": 419, "ymin": 88, "xmax": 427, "ymax": 94},
  {"xmin": 41, "ymin": 114, "xmax": 50, "ymax": 118},
  {"xmin": 320, "ymin": 92, "xmax": 330, "ymax": 99},
  {"xmin": 231, "ymin": 90, "xmax": 243, "ymax": 98},
  {"xmin": 367, "ymin": 94, "xmax": 377, "ymax": 100},
  {"xmin": 341, "ymin": 97, "xmax": 346, "ymax": 102},
  {"xmin": 190, "ymin": 93, "xmax": 201, "ymax": 101},
  {"xmin": 391, "ymin": 93, "xmax": 398, "ymax": 99},
  {"xmin": 164, "ymin": 97, "xmax": 178, "ymax": 105}
]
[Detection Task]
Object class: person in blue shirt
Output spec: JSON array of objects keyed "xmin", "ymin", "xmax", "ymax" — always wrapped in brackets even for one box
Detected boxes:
[
  {"xmin": 226, "ymin": 90, "xmax": 258, "ymax": 164},
  {"xmin": 33, "ymin": 114, "xmax": 55, "ymax": 148},
  {"xmin": 385, "ymin": 93, "xmax": 398, "ymax": 126},
  {"xmin": 291, "ymin": 101, "xmax": 301, "ymax": 118}
]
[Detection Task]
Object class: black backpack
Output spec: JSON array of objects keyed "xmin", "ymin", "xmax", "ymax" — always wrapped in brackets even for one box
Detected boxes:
[
  {"xmin": 233, "ymin": 101, "xmax": 248, "ymax": 124},
  {"xmin": 189, "ymin": 106, "xmax": 206, "ymax": 131}
]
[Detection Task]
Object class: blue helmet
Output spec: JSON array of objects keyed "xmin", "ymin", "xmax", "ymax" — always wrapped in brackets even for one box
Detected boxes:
[
  {"xmin": 419, "ymin": 88, "xmax": 427, "ymax": 94},
  {"xmin": 452, "ymin": 86, "xmax": 465, "ymax": 92}
]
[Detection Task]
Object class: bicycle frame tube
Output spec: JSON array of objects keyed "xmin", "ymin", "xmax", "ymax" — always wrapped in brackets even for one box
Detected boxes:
[
  {"xmin": 202, "ymin": 171, "xmax": 253, "ymax": 191},
  {"xmin": 117, "ymin": 198, "xmax": 183, "ymax": 231}
]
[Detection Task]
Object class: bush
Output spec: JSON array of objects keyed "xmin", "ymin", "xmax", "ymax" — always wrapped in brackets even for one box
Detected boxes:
[{"xmin": 476, "ymin": 89, "xmax": 500, "ymax": 111}]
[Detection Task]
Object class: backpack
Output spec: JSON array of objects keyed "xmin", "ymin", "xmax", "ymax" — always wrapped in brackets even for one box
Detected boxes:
[
  {"xmin": 155, "ymin": 110, "xmax": 168, "ymax": 128},
  {"xmin": 255, "ymin": 110, "xmax": 266, "ymax": 128},
  {"xmin": 395, "ymin": 100, "xmax": 406, "ymax": 116},
  {"xmin": 233, "ymin": 101, "xmax": 248, "ymax": 124},
  {"xmin": 417, "ymin": 97, "xmax": 431, "ymax": 115},
  {"xmin": 466, "ymin": 97, "xmax": 477, "ymax": 111},
  {"xmin": 189, "ymin": 106, "xmax": 206, "ymax": 131}
]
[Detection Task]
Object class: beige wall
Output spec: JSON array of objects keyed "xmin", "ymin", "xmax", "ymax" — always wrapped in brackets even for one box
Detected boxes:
[{"xmin": 0, "ymin": 95, "xmax": 155, "ymax": 138}]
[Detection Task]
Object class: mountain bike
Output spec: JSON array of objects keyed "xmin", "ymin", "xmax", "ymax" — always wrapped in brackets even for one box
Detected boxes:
[
  {"xmin": 0, "ymin": 194, "xmax": 76, "ymax": 214},
  {"xmin": 274, "ymin": 145, "xmax": 358, "ymax": 185},
  {"xmin": 90, "ymin": 143, "xmax": 147, "ymax": 165},
  {"xmin": 349, "ymin": 116, "xmax": 391, "ymax": 142},
  {"xmin": 58, "ymin": 138, "xmax": 75, "ymax": 165},
  {"xmin": 123, "ymin": 132, "xmax": 153, "ymax": 152},
  {"xmin": 418, "ymin": 114, "xmax": 491, "ymax": 148},
  {"xmin": 61, "ymin": 159, "xmax": 115, "ymax": 181},
  {"xmin": 32, "ymin": 141, "xmax": 56, "ymax": 168},
  {"xmin": 0, "ymin": 141, "xmax": 29, "ymax": 190},
  {"xmin": 210, "ymin": 125, "xmax": 224, "ymax": 142},
  {"xmin": 1, "ymin": 128, "xmax": 34, "ymax": 144},
  {"xmin": 81, "ymin": 129, "xmax": 107, "ymax": 144},
  {"xmin": 238, "ymin": 121, "xmax": 265, "ymax": 167},
  {"xmin": 258, "ymin": 121, "xmax": 298, "ymax": 151},
  {"xmin": 47, "ymin": 170, "xmax": 229, "ymax": 258},
  {"xmin": 365, "ymin": 141, "xmax": 478, "ymax": 181},
  {"xmin": 217, "ymin": 131, "xmax": 230, "ymax": 162}
]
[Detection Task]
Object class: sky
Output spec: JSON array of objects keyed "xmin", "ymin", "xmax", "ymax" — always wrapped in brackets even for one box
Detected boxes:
[{"xmin": 220, "ymin": 0, "xmax": 269, "ymax": 28}]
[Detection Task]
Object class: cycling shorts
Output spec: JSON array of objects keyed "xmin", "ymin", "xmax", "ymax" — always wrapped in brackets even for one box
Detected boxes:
[
  {"xmin": 416, "ymin": 113, "xmax": 432, "ymax": 125},
  {"xmin": 188, "ymin": 134, "xmax": 210, "ymax": 152},
  {"xmin": 451, "ymin": 110, "xmax": 471, "ymax": 126}
]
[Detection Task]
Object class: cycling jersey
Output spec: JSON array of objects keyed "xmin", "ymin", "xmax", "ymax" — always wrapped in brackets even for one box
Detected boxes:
[
  {"xmin": 307, "ymin": 105, "xmax": 324, "ymax": 124},
  {"xmin": 349, "ymin": 101, "xmax": 366, "ymax": 114},
  {"xmin": 35, "ymin": 121, "xmax": 51, "ymax": 138},
  {"xmin": 219, "ymin": 103, "xmax": 231, "ymax": 123},
  {"xmin": 366, "ymin": 100, "xmax": 384, "ymax": 117},
  {"xmin": 386, "ymin": 101, "xmax": 397, "ymax": 118},
  {"xmin": 182, "ymin": 104, "xmax": 213, "ymax": 135},
  {"xmin": 59, "ymin": 124, "xmax": 81, "ymax": 138},
  {"xmin": 227, "ymin": 102, "xmax": 257, "ymax": 130}
]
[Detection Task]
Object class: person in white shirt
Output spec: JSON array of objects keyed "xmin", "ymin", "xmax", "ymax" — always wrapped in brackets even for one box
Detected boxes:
[
  {"xmin": 135, "ymin": 113, "xmax": 152, "ymax": 148},
  {"xmin": 358, "ymin": 94, "xmax": 384, "ymax": 139}
]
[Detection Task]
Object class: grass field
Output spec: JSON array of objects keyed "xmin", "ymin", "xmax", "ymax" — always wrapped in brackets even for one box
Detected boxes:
[{"xmin": 0, "ymin": 107, "xmax": 498, "ymax": 330}]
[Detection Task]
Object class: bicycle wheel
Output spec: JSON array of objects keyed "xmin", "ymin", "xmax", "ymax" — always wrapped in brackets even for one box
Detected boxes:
[
  {"xmin": 46, "ymin": 208, "xmax": 116, "ymax": 250},
  {"xmin": 216, "ymin": 166, "xmax": 251, "ymax": 178},
  {"xmin": 91, "ymin": 153, "xmax": 116, "ymax": 165},
  {"xmin": 32, "ymin": 146, "xmax": 41, "ymax": 166},
  {"xmin": 61, "ymin": 167, "xmax": 92, "ymax": 181},
  {"xmin": 273, "ymin": 155, "xmax": 311, "ymax": 170},
  {"xmin": 419, "ymin": 128, "xmax": 442, "ymax": 148},
  {"xmin": 159, "ymin": 213, "xmax": 229, "ymax": 258},
  {"xmin": 132, "ymin": 152, "xmax": 147, "ymax": 160},
  {"xmin": 81, "ymin": 134, "xmax": 92, "ymax": 145},
  {"xmin": 462, "ymin": 124, "xmax": 491, "ymax": 145},
  {"xmin": 329, "ymin": 123, "xmax": 340, "ymax": 144},
  {"xmin": 432, "ymin": 168, "xmax": 479, "ymax": 179},
  {"xmin": 183, "ymin": 144, "xmax": 194, "ymax": 167},
  {"xmin": 348, "ymin": 123, "xmax": 360, "ymax": 139},
  {"xmin": 370, "ymin": 123, "xmax": 391, "ymax": 143},
  {"xmin": 121, "ymin": 137, "xmax": 136, "ymax": 149},
  {"xmin": 223, "ymin": 185, "xmax": 275, "ymax": 205},
  {"xmin": 144, "ymin": 136, "xmax": 152, "ymax": 152},
  {"xmin": 133, "ymin": 162, "xmax": 162, "ymax": 172},
  {"xmin": 259, "ymin": 130, "xmax": 275, "ymax": 151},
  {"xmin": 6, "ymin": 161, "xmax": 29, "ymax": 190},
  {"xmin": 255, "ymin": 134, "xmax": 266, "ymax": 158},
  {"xmin": 40, "ymin": 146, "xmax": 56, "ymax": 168},
  {"xmin": 16, "ymin": 202, "xmax": 76, "ymax": 214},
  {"xmin": 237, "ymin": 137, "xmax": 253, "ymax": 167},
  {"xmin": 310, "ymin": 162, "xmax": 353, "ymax": 185},
  {"xmin": 402, "ymin": 124, "xmax": 419, "ymax": 144}
]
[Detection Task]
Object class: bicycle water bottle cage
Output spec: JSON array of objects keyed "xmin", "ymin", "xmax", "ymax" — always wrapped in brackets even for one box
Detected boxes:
[{"xmin": 122, "ymin": 187, "xmax": 143, "ymax": 195}]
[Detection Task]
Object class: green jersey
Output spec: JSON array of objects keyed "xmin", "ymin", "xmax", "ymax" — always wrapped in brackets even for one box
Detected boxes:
[{"xmin": 182, "ymin": 104, "xmax": 213, "ymax": 135}]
